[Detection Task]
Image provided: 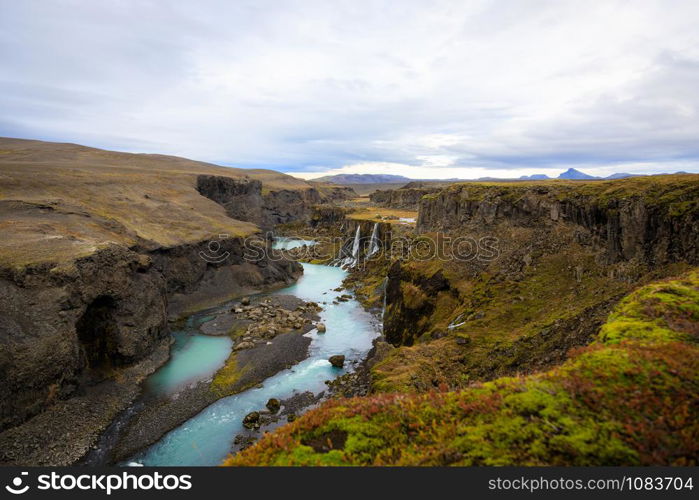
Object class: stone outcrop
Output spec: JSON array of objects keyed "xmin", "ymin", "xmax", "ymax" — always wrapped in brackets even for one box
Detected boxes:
[
  {"xmin": 0, "ymin": 245, "xmax": 167, "ymax": 432},
  {"xmin": 370, "ymin": 186, "xmax": 439, "ymax": 210},
  {"xmin": 383, "ymin": 261, "xmax": 452, "ymax": 346},
  {"xmin": 196, "ymin": 175, "xmax": 355, "ymax": 229},
  {"xmin": 194, "ymin": 175, "xmax": 265, "ymax": 225},
  {"xmin": 417, "ymin": 178, "xmax": 699, "ymax": 265},
  {"xmin": 329, "ymin": 355, "xmax": 345, "ymax": 368},
  {"xmin": 309, "ymin": 205, "xmax": 349, "ymax": 230},
  {"xmin": 0, "ymin": 235, "xmax": 301, "ymax": 465}
]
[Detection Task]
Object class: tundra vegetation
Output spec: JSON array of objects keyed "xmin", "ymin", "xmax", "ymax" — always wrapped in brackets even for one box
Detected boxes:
[
  {"xmin": 1, "ymin": 137, "xmax": 697, "ymax": 467},
  {"xmin": 228, "ymin": 174, "xmax": 699, "ymax": 466}
]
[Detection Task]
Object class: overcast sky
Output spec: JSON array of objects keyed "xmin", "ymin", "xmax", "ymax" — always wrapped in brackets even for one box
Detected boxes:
[{"xmin": 1, "ymin": 0, "xmax": 698, "ymax": 179}]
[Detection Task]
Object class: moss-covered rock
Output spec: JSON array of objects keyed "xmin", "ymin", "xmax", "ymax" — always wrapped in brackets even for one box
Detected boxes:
[{"xmin": 224, "ymin": 270, "xmax": 699, "ymax": 466}]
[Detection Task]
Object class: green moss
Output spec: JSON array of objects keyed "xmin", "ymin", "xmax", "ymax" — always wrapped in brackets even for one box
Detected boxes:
[
  {"xmin": 210, "ymin": 354, "xmax": 247, "ymax": 396},
  {"xmin": 225, "ymin": 269, "xmax": 699, "ymax": 466},
  {"xmin": 373, "ymin": 245, "xmax": 642, "ymax": 392},
  {"xmin": 400, "ymin": 282, "xmax": 428, "ymax": 310},
  {"xmin": 599, "ymin": 270, "xmax": 699, "ymax": 345}
]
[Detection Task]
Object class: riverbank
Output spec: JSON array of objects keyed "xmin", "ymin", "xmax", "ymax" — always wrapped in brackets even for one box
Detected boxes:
[
  {"xmin": 126, "ymin": 262, "xmax": 380, "ymax": 466},
  {"xmin": 81, "ymin": 293, "xmax": 320, "ymax": 464}
]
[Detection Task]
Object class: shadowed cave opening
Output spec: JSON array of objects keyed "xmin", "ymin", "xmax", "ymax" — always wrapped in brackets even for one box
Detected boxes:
[{"xmin": 76, "ymin": 295, "xmax": 120, "ymax": 382}]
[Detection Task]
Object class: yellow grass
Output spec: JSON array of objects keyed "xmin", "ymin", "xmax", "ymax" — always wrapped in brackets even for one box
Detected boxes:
[
  {"xmin": 0, "ymin": 138, "xmax": 314, "ymax": 266},
  {"xmin": 346, "ymin": 207, "xmax": 418, "ymax": 224}
]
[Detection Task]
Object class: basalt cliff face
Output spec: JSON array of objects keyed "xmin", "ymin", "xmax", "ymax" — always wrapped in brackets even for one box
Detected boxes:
[
  {"xmin": 0, "ymin": 138, "xmax": 305, "ymax": 465},
  {"xmin": 196, "ymin": 175, "xmax": 355, "ymax": 229},
  {"xmin": 370, "ymin": 186, "xmax": 439, "ymax": 210},
  {"xmin": 382, "ymin": 177, "xmax": 698, "ymax": 355},
  {"xmin": 417, "ymin": 179, "xmax": 699, "ymax": 265},
  {"xmin": 309, "ymin": 205, "xmax": 349, "ymax": 230},
  {"xmin": 0, "ymin": 244, "xmax": 167, "ymax": 432}
]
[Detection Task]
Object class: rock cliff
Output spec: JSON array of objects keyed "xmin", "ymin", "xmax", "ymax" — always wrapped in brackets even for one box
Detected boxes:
[
  {"xmin": 196, "ymin": 175, "xmax": 355, "ymax": 229},
  {"xmin": 417, "ymin": 177, "xmax": 699, "ymax": 265},
  {"xmin": 370, "ymin": 186, "xmax": 439, "ymax": 210}
]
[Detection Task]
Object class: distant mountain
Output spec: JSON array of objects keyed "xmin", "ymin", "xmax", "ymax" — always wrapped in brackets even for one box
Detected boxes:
[
  {"xmin": 605, "ymin": 172, "xmax": 640, "ymax": 180},
  {"xmin": 558, "ymin": 168, "xmax": 598, "ymax": 180},
  {"xmin": 519, "ymin": 174, "xmax": 551, "ymax": 180},
  {"xmin": 314, "ymin": 174, "xmax": 412, "ymax": 184}
]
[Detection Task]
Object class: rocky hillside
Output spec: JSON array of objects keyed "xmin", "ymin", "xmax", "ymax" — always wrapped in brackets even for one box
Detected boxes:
[
  {"xmin": 370, "ymin": 186, "xmax": 440, "ymax": 210},
  {"xmin": 417, "ymin": 177, "xmax": 699, "ymax": 265},
  {"xmin": 376, "ymin": 176, "xmax": 698, "ymax": 389},
  {"xmin": 0, "ymin": 138, "xmax": 322, "ymax": 464},
  {"xmin": 195, "ymin": 175, "xmax": 354, "ymax": 229},
  {"xmin": 225, "ymin": 175, "xmax": 699, "ymax": 466},
  {"xmin": 227, "ymin": 270, "xmax": 699, "ymax": 465}
]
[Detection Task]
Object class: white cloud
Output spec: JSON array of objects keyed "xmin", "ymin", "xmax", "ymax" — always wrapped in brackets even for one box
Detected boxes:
[{"xmin": 1, "ymin": 0, "xmax": 698, "ymax": 176}]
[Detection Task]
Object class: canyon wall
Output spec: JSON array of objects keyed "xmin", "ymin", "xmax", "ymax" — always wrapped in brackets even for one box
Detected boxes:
[
  {"xmin": 417, "ymin": 180, "xmax": 699, "ymax": 265},
  {"xmin": 196, "ymin": 175, "xmax": 354, "ymax": 229},
  {"xmin": 382, "ymin": 177, "xmax": 699, "ymax": 354},
  {"xmin": 0, "ymin": 237, "xmax": 301, "ymax": 436},
  {"xmin": 309, "ymin": 205, "xmax": 349, "ymax": 230},
  {"xmin": 369, "ymin": 186, "xmax": 439, "ymax": 210}
]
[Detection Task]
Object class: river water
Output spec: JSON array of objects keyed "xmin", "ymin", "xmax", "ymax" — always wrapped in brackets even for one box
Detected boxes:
[{"xmin": 127, "ymin": 261, "xmax": 379, "ymax": 466}]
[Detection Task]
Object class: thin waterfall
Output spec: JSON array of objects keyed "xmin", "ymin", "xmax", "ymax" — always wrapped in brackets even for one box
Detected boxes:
[
  {"xmin": 335, "ymin": 225, "xmax": 362, "ymax": 268},
  {"xmin": 448, "ymin": 313, "xmax": 467, "ymax": 330},
  {"xmin": 367, "ymin": 222, "xmax": 379, "ymax": 257},
  {"xmin": 350, "ymin": 225, "xmax": 361, "ymax": 267}
]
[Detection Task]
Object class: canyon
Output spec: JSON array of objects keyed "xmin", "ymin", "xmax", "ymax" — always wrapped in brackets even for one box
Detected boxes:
[
  {"xmin": 230, "ymin": 175, "xmax": 699, "ymax": 466},
  {"xmin": 1, "ymin": 137, "xmax": 697, "ymax": 466},
  {"xmin": 0, "ymin": 138, "xmax": 351, "ymax": 465}
]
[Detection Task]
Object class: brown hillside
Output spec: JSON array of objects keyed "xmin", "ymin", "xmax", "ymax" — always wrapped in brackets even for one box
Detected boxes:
[{"xmin": 0, "ymin": 138, "xmax": 314, "ymax": 266}]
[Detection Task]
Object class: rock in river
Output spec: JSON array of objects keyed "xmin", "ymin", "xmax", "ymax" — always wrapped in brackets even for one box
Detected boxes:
[
  {"xmin": 266, "ymin": 398, "xmax": 281, "ymax": 414},
  {"xmin": 242, "ymin": 411, "xmax": 260, "ymax": 429},
  {"xmin": 329, "ymin": 355, "xmax": 345, "ymax": 368}
]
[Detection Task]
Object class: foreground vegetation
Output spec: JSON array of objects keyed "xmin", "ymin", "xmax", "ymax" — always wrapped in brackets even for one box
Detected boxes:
[{"xmin": 225, "ymin": 269, "xmax": 699, "ymax": 465}]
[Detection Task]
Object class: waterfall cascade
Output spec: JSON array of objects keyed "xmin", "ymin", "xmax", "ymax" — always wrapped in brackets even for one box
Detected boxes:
[
  {"xmin": 367, "ymin": 223, "xmax": 380, "ymax": 257},
  {"xmin": 447, "ymin": 313, "xmax": 467, "ymax": 330},
  {"xmin": 331, "ymin": 225, "xmax": 362, "ymax": 268},
  {"xmin": 350, "ymin": 225, "xmax": 361, "ymax": 267}
]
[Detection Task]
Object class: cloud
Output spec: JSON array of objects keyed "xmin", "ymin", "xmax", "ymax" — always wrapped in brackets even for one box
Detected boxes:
[{"xmin": 1, "ymin": 0, "xmax": 698, "ymax": 177}]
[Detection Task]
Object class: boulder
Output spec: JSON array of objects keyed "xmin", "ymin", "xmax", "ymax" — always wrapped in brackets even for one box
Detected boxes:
[
  {"xmin": 241, "ymin": 297, "xmax": 251, "ymax": 305},
  {"xmin": 266, "ymin": 398, "xmax": 281, "ymax": 413},
  {"xmin": 329, "ymin": 355, "xmax": 345, "ymax": 368},
  {"xmin": 317, "ymin": 323, "xmax": 327, "ymax": 333},
  {"xmin": 242, "ymin": 411, "xmax": 260, "ymax": 429},
  {"xmin": 234, "ymin": 341, "xmax": 255, "ymax": 351},
  {"xmin": 431, "ymin": 329, "xmax": 446, "ymax": 339}
]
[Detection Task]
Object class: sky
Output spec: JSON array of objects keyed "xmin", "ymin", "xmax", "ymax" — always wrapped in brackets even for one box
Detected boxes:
[{"xmin": 1, "ymin": 0, "xmax": 698, "ymax": 180}]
